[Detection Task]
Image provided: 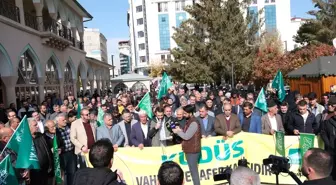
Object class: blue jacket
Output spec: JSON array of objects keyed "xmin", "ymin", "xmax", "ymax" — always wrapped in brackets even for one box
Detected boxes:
[
  {"xmin": 130, "ymin": 122, "xmax": 152, "ymax": 147},
  {"xmin": 238, "ymin": 112, "xmax": 262, "ymax": 134}
]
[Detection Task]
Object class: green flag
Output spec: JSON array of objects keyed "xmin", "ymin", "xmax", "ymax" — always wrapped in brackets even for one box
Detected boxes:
[
  {"xmin": 255, "ymin": 87, "xmax": 268, "ymax": 113},
  {"xmin": 275, "ymin": 131, "xmax": 285, "ymax": 157},
  {"xmin": 272, "ymin": 70, "xmax": 286, "ymax": 102},
  {"xmin": 76, "ymin": 98, "xmax": 81, "ymax": 119},
  {"xmin": 53, "ymin": 136, "xmax": 62, "ymax": 184},
  {"xmin": 138, "ymin": 92, "xmax": 154, "ymax": 119},
  {"xmin": 299, "ymin": 133, "xmax": 315, "ymax": 165},
  {"xmin": 157, "ymin": 72, "xmax": 173, "ymax": 100},
  {"xmin": 97, "ymin": 107, "xmax": 104, "ymax": 127},
  {"xmin": 6, "ymin": 116, "xmax": 40, "ymax": 169},
  {"xmin": 0, "ymin": 155, "xmax": 19, "ymax": 185}
]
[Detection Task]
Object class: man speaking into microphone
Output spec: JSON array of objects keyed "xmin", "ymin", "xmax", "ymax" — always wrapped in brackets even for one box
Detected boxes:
[{"xmin": 172, "ymin": 105, "xmax": 201, "ymax": 185}]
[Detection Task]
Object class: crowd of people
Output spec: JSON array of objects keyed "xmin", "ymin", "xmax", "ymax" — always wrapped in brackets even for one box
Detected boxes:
[{"xmin": 0, "ymin": 80, "xmax": 335, "ymax": 185}]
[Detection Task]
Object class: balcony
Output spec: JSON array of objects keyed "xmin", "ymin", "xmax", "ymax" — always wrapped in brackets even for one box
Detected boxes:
[
  {"xmin": 0, "ymin": 0, "xmax": 20, "ymax": 23},
  {"xmin": 0, "ymin": 0, "xmax": 85, "ymax": 51}
]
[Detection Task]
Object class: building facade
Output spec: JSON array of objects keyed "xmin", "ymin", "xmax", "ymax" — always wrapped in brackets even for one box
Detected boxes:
[
  {"xmin": 84, "ymin": 28, "xmax": 108, "ymax": 63},
  {"xmin": 118, "ymin": 41, "xmax": 132, "ymax": 75},
  {"xmin": 128, "ymin": 0, "xmax": 300, "ymax": 75},
  {"xmin": 0, "ymin": 0, "xmax": 111, "ymax": 107},
  {"xmin": 128, "ymin": 0, "xmax": 193, "ymax": 75}
]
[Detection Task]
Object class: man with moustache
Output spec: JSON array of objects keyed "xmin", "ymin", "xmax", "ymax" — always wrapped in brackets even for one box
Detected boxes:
[{"xmin": 214, "ymin": 103, "xmax": 241, "ymax": 139}]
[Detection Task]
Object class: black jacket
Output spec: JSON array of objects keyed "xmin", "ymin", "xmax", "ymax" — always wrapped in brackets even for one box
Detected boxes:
[
  {"xmin": 321, "ymin": 116, "xmax": 336, "ymax": 155},
  {"xmin": 302, "ymin": 176, "xmax": 336, "ymax": 185},
  {"xmin": 33, "ymin": 133, "xmax": 53, "ymax": 174},
  {"xmin": 73, "ymin": 167, "xmax": 126, "ymax": 185},
  {"xmin": 288, "ymin": 111, "xmax": 317, "ymax": 134},
  {"xmin": 279, "ymin": 111, "xmax": 293, "ymax": 135}
]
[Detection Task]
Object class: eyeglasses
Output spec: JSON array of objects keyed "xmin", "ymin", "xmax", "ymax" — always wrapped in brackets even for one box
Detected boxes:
[
  {"xmin": 328, "ymin": 104, "xmax": 336, "ymax": 107},
  {"xmin": 81, "ymin": 114, "xmax": 89, "ymax": 116}
]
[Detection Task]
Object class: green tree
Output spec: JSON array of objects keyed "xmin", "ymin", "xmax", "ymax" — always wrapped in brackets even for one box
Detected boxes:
[
  {"xmin": 168, "ymin": 0, "xmax": 262, "ymax": 84},
  {"xmin": 294, "ymin": 0, "xmax": 336, "ymax": 45}
]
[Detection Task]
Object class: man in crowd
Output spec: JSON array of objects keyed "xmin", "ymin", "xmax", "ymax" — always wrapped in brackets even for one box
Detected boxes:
[
  {"xmin": 175, "ymin": 108, "xmax": 186, "ymax": 129},
  {"xmin": 321, "ymin": 93, "xmax": 329, "ymax": 110},
  {"xmin": 230, "ymin": 166, "xmax": 260, "ymax": 185},
  {"xmin": 118, "ymin": 110, "xmax": 137, "ymax": 147},
  {"xmin": 301, "ymin": 148, "xmax": 335, "ymax": 184},
  {"xmin": 288, "ymin": 100, "xmax": 317, "ymax": 135},
  {"xmin": 320, "ymin": 97, "xmax": 336, "ymax": 180},
  {"xmin": 131, "ymin": 110, "xmax": 152, "ymax": 149},
  {"xmin": 321, "ymin": 96, "xmax": 336, "ymax": 122},
  {"xmin": 148, "ymin": 107, "xmax": 172, "ymax": 146},
  {"xmin": 32, "ymin": 111, "xmax": 45, "ymax": 133},
  {"xmin": 5, "ymin": 110, "xmax": 16, "ymax": 127},
  {"xmin": 60, "ymin": 105, "xmax": 68, "ymax": 114},
  {"xmin": 125, "ymin": 103, "xmax": 139, "ymax": 121},
  {"xmin": 72, "ymin": 139, "xmax": 126, "ymax": 185},
  {"xmin": 261, "ymin": 100, "xmax": 284, "ymax": 135},
  {"xmin": 50, "ymin": 105, "xmax": 61, "ymax": 120},
  {"xmin": 279, "ymin": 101, "xmax": 292, "ymax": 134},
  {"xmin": 97, "ymin": 113, "xmax": 124, "ymax": 151},
  {"xmin": 89, "ymin": 109, "xmax": 99, "ymax": 128},
  {"xmin": 70, "ymin": 108, "xmax": 96, "ymax": 168},
  {"xmin": 238, "ymin": 102, "xmax": 262, "ymax": 134},
  {"xmin": 39, "ymin": 104, "xmax": 50, "ymax": 124},
  {"xmin": 308, "ymin": 92, "xmax": 325, "ymax": 125},
  {"xmin": 29, "ymin": 118, "xmax": 54, "ymax": 185},
  {"xmin": 172, "ymin": 105, "xmax": 201, "ymax": 185},
  {"xmin": 17, "ymin": 101, "xmax": 35, "ymax": 118},
  {"xmin": 197, "ymin": 104, "xmax": 216, "ymax": 138},
  {"xmin": 158, "ymin": 161, "xmax": 184, "ymax": 185},
  {"xmin": 8, "ymin": 117, "xmax": 19, "ymax": 131},
  {"xmin": 55, "ymin": 113, "xmax": 77, "ymax": 185},
  {"xmin": 215, "ymin": 103, "xmax": 241, "ymax": 139}
]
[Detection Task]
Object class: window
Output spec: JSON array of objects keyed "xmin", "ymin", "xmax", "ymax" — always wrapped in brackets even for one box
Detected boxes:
[
  {"xmin": 252, "ymin": 0, "xmax": 257, "ymax": 4},
  {"xmin": 136, "ymin": 5, "xmax": 143, "ymax": 12},
  {"xmin": 265, "ymin": 5, "xmax": 277, "ymax": 32},
  {"xmin": 161, "ymin": 55, "xmax": 165, "ymax": 62},
  {"xmin": 140, "ymin": 56, "xmax": 146, "ymax": 63},
  {"xmin": 137, "ymin": 18, "xmax": 144, "ymax": 25},
  {"xmin": 265, "ymin": 0, "xmax": 269, "ymax": 3},
  {"xmin": 158, "ymin": 2, "xmax": 168, "ymax": 12},
  {"xmin": 271, "ymin": 0, "xmax": 275, "ymax": 2},
  {"xmin": 167, "ymin": 54, "xmax": 171, "ymax": 60},
  {"xmin": 138, "ymin": 31, "xmax": 144, "ymax": 38},
  {"xmin": 158, "ymin": 14, "xmax": 171, "ymax": 50},
  {"xmin": 139, "ymin": 43, "xmax": 145, "ymax": 50},
  {"xmin": 175, "ymin": 1, "xmax": 186, "ymax": 11}
]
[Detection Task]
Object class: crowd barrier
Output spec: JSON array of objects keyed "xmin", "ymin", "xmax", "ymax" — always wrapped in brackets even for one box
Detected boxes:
[{"xmin": 85, "ymin": 132, "xmax": 323, "ymax": 185}]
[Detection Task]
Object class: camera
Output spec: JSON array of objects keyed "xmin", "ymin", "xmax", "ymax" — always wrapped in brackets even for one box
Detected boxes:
[
  {"xmin": 213, "ymin": 158, "xmax": 249, "ymax": 182},
  {"xmin": 263, "ymin": 155, "xmax": 290, "ymax": 174}
]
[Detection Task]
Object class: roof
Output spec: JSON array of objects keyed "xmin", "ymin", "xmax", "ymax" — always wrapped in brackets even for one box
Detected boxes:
[
  {"xmin": 86, "ymin": 57, "xmax": 113, "ymax": 68},
  {"xmin": 73, "ymin": 0, "xmax": 93, "ymax": 19},
  {"xmin": 287, "ymin": 56, "xmax": 336, "ymax": 78},
  {"xmin": 110, "ymin": 73, "xmax": 152, "ymax": 82}
]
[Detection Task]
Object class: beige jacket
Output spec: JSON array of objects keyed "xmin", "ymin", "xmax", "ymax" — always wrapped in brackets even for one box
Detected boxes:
[{"xmin": 70, "ymin": 118, "xmax": 96, "ymax": 155}]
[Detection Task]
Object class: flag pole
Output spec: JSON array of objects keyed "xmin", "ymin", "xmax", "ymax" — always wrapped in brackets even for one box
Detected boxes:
[{"xmin": 0, "ymin": 115, "xmax": 27, "ymax": 156}]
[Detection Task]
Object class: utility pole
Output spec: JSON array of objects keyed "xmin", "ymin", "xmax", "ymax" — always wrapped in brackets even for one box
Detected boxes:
[{"xmin": 111, "ymin": 54, "xmax": 115, "ymax": 78}]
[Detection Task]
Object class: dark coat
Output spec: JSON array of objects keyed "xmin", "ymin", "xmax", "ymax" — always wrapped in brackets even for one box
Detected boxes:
[
  {"xmin": 73, "ymin": 167, "xmax": 126, "ymax": 185},
  {"xmin": 197, "ymin": 115, "xmax": 216, "ymax": 136},
  {"xmin": 279, "ymin": 111, "xmax": 292, "ymax": 134},
  {"xmin": 130, "ymin": 122, "xmax": 152, "ymax": 147},
  {"xmin": 288, "ymin": 111, "xmax": 317, "ymax": 134},
  {"xmin": 302, "ymin": 176, "xmax": 335, "ymax": 185},
  {"xmin": 320, "ymin": 116, "xmax": 336, "ymax": 155}
]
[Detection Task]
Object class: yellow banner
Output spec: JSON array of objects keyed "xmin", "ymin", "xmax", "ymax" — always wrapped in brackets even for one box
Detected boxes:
[{"xmin": 85, "ymin": 132, "xmax": 323, "ymax": 185}]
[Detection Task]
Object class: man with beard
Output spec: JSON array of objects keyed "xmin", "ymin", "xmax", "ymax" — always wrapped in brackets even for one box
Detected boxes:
[
  {"xmin": 320, "ymin": 97, "xmax": 336, "ymax": 180},
  {"xmin": 301, "ymin": 148, "xmax": 335, "ymax": 185},
  {"xmin": 17, "ymin": 101, "xmax": 35, "ymax": 119},
  {"xmin": 148, "ymin": 108, "xmax": 173, "ymax": 146},
  {"xmin": 172, "ymin": 105, "xmax": 201, "ymax": 185}
]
